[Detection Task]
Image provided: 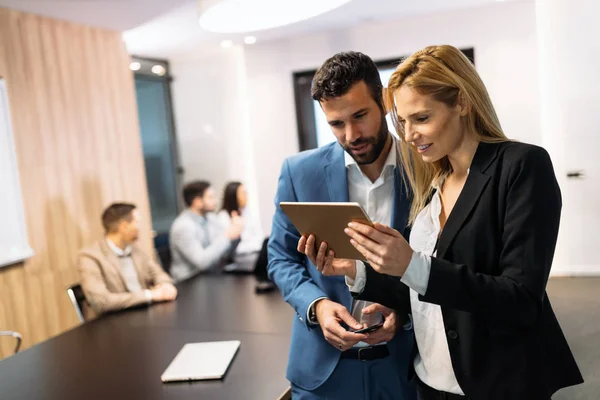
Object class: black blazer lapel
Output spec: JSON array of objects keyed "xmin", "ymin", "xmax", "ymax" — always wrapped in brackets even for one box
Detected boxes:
[{"xmin": 437, "ymin": 142, "xmax": 499, "ymax": 259}]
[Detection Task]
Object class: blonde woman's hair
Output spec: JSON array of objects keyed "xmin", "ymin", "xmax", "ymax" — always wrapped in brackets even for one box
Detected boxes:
[{"xmin": 386, "ymin": 45, "xmax": 509, "ymax": 224}]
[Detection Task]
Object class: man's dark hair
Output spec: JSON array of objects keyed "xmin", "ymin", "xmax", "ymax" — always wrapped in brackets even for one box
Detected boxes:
[
  {"xmin": 221, "ymin": 181, "xmax": 242, "ymax": 216},
  {"xmin": 102, "ymin": 203, "xmax": 136, "ymax": 233},
  {"xmin": 311, "ymin": 51, "xmax": 384, "ymax": 109},
  {"xmin": 183, "ymin": 181, "xmax": 211, "ymax": 207}
]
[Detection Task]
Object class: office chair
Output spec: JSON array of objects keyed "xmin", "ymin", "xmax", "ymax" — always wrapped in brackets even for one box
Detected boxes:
[
  {"xmin": 154, "ymin": 232, "xmax": 172, "ymax": 273},
  {"xmin": 66, "ymin": 284, "xmax": 90, "ymax": 324},
  {"xmin": 0, "ymin": 330, "xmax": 22, "ymax": 354}
]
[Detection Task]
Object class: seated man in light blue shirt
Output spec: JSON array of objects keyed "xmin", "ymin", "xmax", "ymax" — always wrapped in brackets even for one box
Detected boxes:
[{"xmin": 169, "ymin": 181, "xmax": 243, "ymax": 282}]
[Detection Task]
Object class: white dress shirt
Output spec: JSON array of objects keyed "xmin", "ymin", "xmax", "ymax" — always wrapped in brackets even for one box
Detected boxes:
[
  {"xmin": 216, "ymin": 208, "xmax": 265, "ymax": 273},
  {"xmin": 345, "ymin": 142, "xmax": 396, "ymax": 331},
  {"xmin": 169, "ymin": 210, "xmax": 232, "ymax": 281},
  {"xmin": 309, "ymin": 140, "xmax": 397, "ymax": 346},
  {"xmin": 348, "ymin": 188, "xmax": 465, "ymax": 395},
  {"xmin": 106, "ymin": 239, "xmax": 152, "ymax": 303},
  {"xmin": 217, "ymin": 208, "xmax": 264, "ymax": 255}
]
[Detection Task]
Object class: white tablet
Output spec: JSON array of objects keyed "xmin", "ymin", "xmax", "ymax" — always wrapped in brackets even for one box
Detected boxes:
[{"xmin": 161, "ymin": 341, "xmax": 241, "ymax": 382}]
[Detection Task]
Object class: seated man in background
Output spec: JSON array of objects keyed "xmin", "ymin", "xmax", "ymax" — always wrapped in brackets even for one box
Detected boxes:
[
  {"xmin": 79, "ymin": 203, "xmax": 177, "ymax": 315},
  {"xmin": 169, "ymin": 181, "xmax": 244, "ymax": 282}
]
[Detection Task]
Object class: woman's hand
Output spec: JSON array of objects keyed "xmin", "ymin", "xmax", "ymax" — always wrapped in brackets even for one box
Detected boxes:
[{"xmin": 344, "ymin": 222, "xmax": 413, "ymax": 277}]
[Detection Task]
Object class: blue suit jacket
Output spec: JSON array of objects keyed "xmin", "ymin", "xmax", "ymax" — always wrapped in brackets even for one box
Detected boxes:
[{"xmin": 268, "ymin": 142, "xmax": 413, "ymax": 391}]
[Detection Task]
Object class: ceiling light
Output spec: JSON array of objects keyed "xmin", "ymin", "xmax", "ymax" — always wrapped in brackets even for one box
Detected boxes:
[
  {"xmin": 244, "ymin": 36, "xmax": 257, "ymax": 45},
  {"xmin": 220, "ymin": 39, "xmax": 233, "ymax": 48},
  {"xmin": 198, "ymin": 0, "xmax": 352, "ymax": 33},
  {"xmin": 129, "ymin": 62, "xmax": 141, "ymax": 71},
  {"xmin": 151, "ymin": 65, "xmax": 166, "ymax": 76}
]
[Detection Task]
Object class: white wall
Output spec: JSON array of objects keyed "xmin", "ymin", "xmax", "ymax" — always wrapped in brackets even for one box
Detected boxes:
[
  {"xmin": 169, "ymin": 0, "xmax": 600, "ymax": 276},
  {"xmin": 242, "ymin": 1, "xmax": 540, "ymax": 233},
  {"xmin": 536, "ymin": 0, "xmax": 600, "ymax": 275},
  {"xmin": 170, "ymin": 47, "xmax": 260, "ymax": 215},
  {"xmin": 169, "ymin": 1, "xmax": 546, "ymax": 243}
]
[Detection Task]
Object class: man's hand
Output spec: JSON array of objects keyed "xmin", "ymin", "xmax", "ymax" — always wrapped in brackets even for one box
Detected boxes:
[
  {"xmin": 360, "ymin": 303, "xmax": 400, "ymax": 345},
  {"xmin": 151, "ymin": 283, "xmax": 178, "ymax": 302},
  {"xmin": 226, "ymin": 211, "xmax": 244, "ymax": 240},
  {"xmin": 314, "ymin": 299, "xmax": 368, "ymax": 351},
  {"xmin": 297, "ymin": 235, "xmax": 357, "ymax": 279}
]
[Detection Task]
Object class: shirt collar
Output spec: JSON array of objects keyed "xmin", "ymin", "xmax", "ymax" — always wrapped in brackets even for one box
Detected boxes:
[
  {"xmin": 186, "ymin": 209, "xmax": 209, "ymax": 224},
  {"xmin": 106, "ymin": 238, "xmax": 132, "ymax": 257}
]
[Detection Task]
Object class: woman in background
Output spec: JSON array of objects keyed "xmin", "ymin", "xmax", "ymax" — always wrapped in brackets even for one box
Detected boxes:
[{"xmin": 218, "ymin": 182, "xmax": 274, "ymax": 292}]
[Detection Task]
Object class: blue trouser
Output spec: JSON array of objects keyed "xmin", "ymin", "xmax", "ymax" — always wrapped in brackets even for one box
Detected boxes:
[{"xmin": 291, "ymin": 355, "xmax": 417, "ymax": 400}]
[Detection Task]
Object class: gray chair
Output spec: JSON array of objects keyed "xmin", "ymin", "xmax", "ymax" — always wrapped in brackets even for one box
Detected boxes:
[
  {"xmin": 0, "ymin": 331, "xmax": 22, "ymax": 354},
  {"xmin": 67, "ymin": 284, "xmax": 90, "ymax": 323}
]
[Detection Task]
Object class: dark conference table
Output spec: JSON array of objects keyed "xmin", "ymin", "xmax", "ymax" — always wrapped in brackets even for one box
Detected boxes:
[{"xmin": 0, "ymin": 274, "xmax": 294, "ymax": 400}]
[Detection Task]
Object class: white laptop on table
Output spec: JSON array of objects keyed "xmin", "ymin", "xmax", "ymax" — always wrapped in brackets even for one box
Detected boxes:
[{"xmin": 161, "ymin": 341, "xmax": 241, "ymax": 382}]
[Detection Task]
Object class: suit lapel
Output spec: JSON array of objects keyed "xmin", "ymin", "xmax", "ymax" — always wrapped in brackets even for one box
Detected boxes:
[
  {"xmin": 437, "ymin": 142, "xmax": 499, "ymax": 259},
  {"xmin": 100, "ymin": 240, "xmax": 129, "ymax": 290},
  {"xmin": 324, "ymin": 144, "xmax": 350, "ymax": 203},
  {"xmin": 130, "ymin": 247, "xmax": 148, "ymax": 289},
  {"xmin": 390, "ymin": 168, "xmax": 411, "ymax": 235},
  {"xmin": 323, "ymin": 144, "xmax": 352, "ymax": 308}
]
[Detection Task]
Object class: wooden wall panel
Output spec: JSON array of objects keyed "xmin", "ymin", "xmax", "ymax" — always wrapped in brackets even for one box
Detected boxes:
[{"xmin": 0, "ymin": 8, "xmax": 153, "ymax": 359}]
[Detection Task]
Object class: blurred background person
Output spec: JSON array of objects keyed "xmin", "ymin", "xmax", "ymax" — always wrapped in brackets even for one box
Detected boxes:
[
  {"xmin": 217, "ymin": 181, "xmax": 264, "ymax": 272},
  {"xmin": 217, "ymin": 181, "xmax": 275, "ymax": 292},
  {"xmin": 78, "ymin": 203, "xmax": 177, "ymax": 315},
  {"xmin": 169, "ymin": 181, "xmax": 243, "ymax": 282}
]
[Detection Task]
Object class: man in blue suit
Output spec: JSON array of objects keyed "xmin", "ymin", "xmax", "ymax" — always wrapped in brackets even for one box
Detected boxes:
[{"xmin": 268, "ymin": 52, "xmax": 416, "ymax": 400}]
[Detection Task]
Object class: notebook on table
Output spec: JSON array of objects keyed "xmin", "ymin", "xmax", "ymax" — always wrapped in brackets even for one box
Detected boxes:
[{"xmin": 161, "ymin": 341, "xmax": 241, "ymax": 382}]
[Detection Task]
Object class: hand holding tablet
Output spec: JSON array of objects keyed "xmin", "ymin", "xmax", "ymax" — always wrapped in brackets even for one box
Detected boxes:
[{"xmin": 280, "ymin": 202, "xmax": 372, "ymax": 261}]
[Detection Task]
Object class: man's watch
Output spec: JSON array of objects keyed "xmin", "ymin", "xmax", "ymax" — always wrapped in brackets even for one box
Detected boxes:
[{"xmin": 309, "ymin": 303, "xmax": 318, "ymax": 324}]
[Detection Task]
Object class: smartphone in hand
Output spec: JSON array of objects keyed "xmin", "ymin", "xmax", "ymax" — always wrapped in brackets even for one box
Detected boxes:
[{"xmin": 352, "ymin": 322, "xmax": 384, "ymax": 334}]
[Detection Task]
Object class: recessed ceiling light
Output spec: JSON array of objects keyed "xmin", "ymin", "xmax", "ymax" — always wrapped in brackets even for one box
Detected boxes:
[
  {"xmin": 244, "ymin": 36, "xmax": 257, "ymax": 45},
  {"xmin": 151, "ymin": 65, "xmax": 166, "ymax": 76},
  {"xmin": 199, "ymin": 0, "xmax": 352, "ymax": 33},
  {"xmin": 220, "ymin": 39, "xmax": 233, "ymax": 48},
  {"xmin": 129, "ymin": 62, "xmax": 141, "ymax": 71}
]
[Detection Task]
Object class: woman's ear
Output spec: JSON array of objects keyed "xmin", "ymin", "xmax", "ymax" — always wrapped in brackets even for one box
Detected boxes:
[{"xmin": 457, "ymin": 91, "xmax": 470, "ymax": 117}]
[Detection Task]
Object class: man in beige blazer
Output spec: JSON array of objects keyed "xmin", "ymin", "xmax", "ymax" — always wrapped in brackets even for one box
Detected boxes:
[{"xmin": 79, "ymin": 203, "xmax": 177, "ymax": 315}]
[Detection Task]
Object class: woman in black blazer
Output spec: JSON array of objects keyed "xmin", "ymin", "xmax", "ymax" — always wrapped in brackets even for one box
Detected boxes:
[{"xmin": 316, "ymin": 45, "xmax": 583, "ymax": 399}]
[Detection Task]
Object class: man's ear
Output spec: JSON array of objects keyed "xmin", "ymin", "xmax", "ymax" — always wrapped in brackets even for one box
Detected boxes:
[{"xmin": 116, "ymin": 220, "xmax": 127, "ymax": 233}]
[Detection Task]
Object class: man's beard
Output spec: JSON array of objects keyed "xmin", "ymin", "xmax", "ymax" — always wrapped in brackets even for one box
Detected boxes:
[{"xmin": 343, "ymin": 113, "xmax": 389, "ymax": 165}]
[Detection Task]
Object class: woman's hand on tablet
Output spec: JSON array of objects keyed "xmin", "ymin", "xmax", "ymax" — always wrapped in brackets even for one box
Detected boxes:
[
  {"xmin": 344, "ymin": 222, "xmax": 413, "ymax": 277},
  {"xmin": 297, "ymin": 235, "xmax": 356, "ymax": 279}
]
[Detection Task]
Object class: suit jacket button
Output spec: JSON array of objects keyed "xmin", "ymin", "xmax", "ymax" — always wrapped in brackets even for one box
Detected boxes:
[{"xmin": 447, "ymin": 330, "xmax": 458, "ymax": 340}]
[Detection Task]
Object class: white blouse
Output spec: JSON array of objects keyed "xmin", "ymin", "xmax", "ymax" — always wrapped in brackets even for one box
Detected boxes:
[
  {"xmin": 404, "ymin": 190, "xmax": 464, "ymax": 395},
  {"xmin": 348, "ymin": 189, "xmax": 465, "ymax": 395}
]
